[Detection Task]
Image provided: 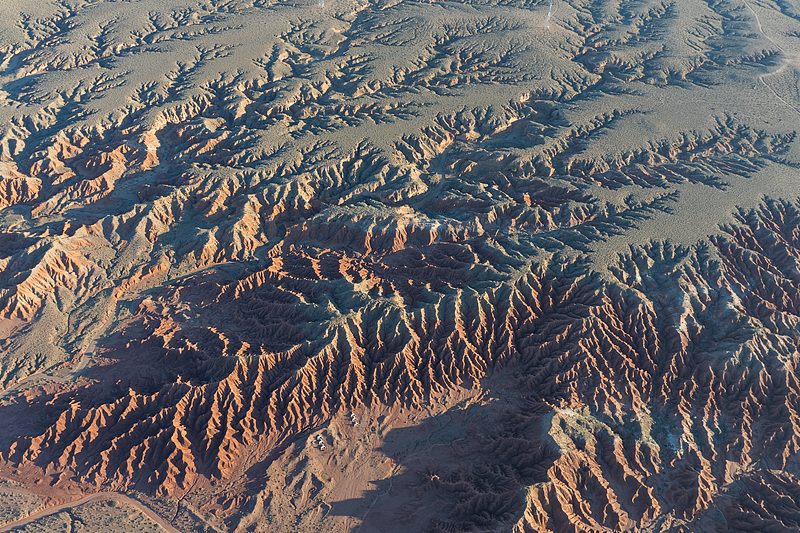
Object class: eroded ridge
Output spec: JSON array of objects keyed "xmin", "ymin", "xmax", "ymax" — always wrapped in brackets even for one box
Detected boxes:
[
  {"xmin": 0, "ymin": 0, "xmax": 799, "ymax": 531},
  {"xmin": 3, "ymin": 199, "xmax": 800, "ymax": 531}
]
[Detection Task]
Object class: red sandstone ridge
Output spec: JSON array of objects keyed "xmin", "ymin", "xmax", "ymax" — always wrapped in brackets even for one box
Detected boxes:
[
  {"xmin": 4, "ymin": 201, "xmax": 800, "ymax": 531},
  {"xmin": 0, "ymin": 165, "xmax": 40, "ymax": 209},
  {"xmin": 1, "ymin": 0, "xmax": 800, "ymax": 531}
]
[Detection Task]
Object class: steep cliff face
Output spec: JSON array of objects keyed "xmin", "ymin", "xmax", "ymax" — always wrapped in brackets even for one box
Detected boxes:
[{"xmin": 1, "ymin": 0, "xmax": 800, "ymax": 530}]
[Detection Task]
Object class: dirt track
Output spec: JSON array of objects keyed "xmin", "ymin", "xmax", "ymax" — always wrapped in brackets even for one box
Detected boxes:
[
  {"xmin": 742, "ymin": 0, "xmax": 800, "ymax": 115},
  {"xmin": 0, "ymin": 493, "xmax": 181, "ymax": 533}
]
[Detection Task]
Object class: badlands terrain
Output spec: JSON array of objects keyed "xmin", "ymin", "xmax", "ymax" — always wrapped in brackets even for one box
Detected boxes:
[{"xmin": 0, "ymin": 0, "xmax": 800, "ymax": 530}]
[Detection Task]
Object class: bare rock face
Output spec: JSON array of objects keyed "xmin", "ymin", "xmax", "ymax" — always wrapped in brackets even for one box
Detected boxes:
[{"xmin": 1, "ymin": 0, "xmax": 800, "ymax": 531}]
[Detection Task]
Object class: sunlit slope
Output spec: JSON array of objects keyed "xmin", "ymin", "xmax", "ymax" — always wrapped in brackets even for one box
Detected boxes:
[{"xmin": 0, "ymin": 0, "xmax": 799, "ymax": 531}]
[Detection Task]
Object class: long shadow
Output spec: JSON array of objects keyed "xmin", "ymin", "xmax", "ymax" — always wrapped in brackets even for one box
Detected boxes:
[{"xmin": 326, "ymin": 392, "xmax": 558, "ymax": 533}]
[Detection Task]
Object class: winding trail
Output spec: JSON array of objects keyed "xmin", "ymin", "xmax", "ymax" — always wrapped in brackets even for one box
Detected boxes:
[
  {"xmin": 544, "ymin": 0, "xmax": 559, "ymax": 30},
  {"xmin": 0, "ymin": 492, "xmax": 181, "ymax": 533},
  {"xmin": 353, "ymin": 465, "xmax": 397, "ymax": 533},
  {"xmin": 742, "ymin": 0, "xmax": 800, "ymax": 115}
]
